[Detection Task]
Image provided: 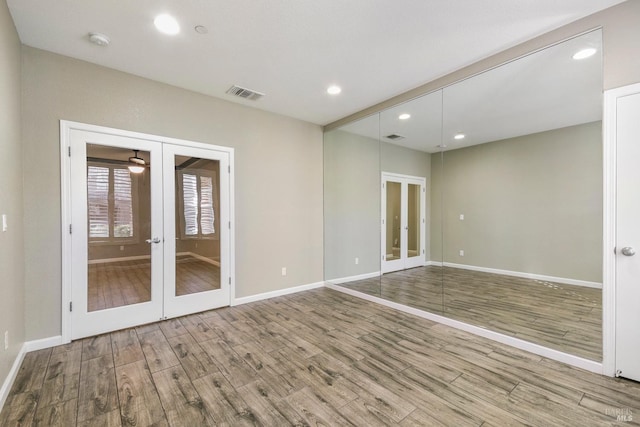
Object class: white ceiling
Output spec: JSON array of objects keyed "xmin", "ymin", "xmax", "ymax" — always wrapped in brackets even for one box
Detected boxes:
[{"xmin": 7, "ymin": 0, "xmax": 624, "ymax": 126}]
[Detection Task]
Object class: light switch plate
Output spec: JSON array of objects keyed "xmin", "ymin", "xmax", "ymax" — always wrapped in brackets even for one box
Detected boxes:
[{"xmin": 2, "ymin": 214, "xmax": 7, "ymax": 232}]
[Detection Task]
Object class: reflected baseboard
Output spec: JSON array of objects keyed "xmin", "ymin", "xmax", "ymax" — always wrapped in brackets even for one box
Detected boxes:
[
  {"xmin": 325, "ymin": 283, "xmax": 605, "ymax": 375},
  {"xmin": 433, "ymin": 261, "xmax": 602, "ymax": 289},
  {"xmin": 326, "ymin": 271, "xmax": 381, "ymax": 285}
]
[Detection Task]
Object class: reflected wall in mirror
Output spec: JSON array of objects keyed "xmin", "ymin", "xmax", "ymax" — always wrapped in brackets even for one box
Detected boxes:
[
  {"xmin": 437, "ymin": 30, "xmax": 603, "ymax": 360},
  {"xmin": 331, "ymin": 90, "xmax": 445, "ymax": 314}
]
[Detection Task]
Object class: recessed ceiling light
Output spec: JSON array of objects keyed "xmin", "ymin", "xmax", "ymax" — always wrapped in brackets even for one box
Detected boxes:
[
  {"xmin": 398, "ymin": 113, "xmax": 411, "ymax": 120},
  {"xmin": 327, "ymin": 85, "xmax": 342, "ymax": 95},
  {"xmin": 88, "ymin": 32, "xmax": 110, "ymax": 47},
  {"xmin": 572, "ymin": 48, "xmax": 596, "ymax": 60},
  {"xmin": 154, "ymin": 14, "xmax": 180, "ymax": 35},
  {"xmin": 454, "ymin": 133, "xmax": 465, "ymax": 140}
]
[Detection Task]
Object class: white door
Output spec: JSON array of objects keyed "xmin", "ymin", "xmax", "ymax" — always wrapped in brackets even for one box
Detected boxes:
[
  {"xmin": 67, "ymin": 127, "xmax": 232, "ymax": 339},
  {"xmin": 70, "ymin": 130, "xmax": 164, "ymax": 339},
  {"xmin": 163, "ymin": 144, "xmax": 230, "ymax": 318},
  {"xmin": 382, "ymin": 173, "xmax": 426, "ymax": 273},
  {"xmin": 615, "ymin": 89, "xmax": 640, "ymax": 382}
]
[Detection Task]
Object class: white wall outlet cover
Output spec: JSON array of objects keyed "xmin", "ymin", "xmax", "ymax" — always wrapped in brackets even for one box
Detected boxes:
[
  {"xmin": 459, "ymin": 214, "xmax": 464, "ymax": 220},
  {"xmin": 2, "ymin": 214, "xmax": 7, "ymax": 232}
]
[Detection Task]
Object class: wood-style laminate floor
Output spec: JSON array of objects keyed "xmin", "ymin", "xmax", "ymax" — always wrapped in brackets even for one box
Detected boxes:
[
  {"xmin": 88, "ymin": 256, "xmax": 220, "ymax": 312},
  {"xmin": 339, "ymin": 266, "xmax": 602, "ymax": 361},
  {"xmin": 2, "ymin": 288, "xmax": 637, "ymax": 426}
]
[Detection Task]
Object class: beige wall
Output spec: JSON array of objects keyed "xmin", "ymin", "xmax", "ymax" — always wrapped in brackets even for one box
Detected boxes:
[
  {"xmin": 0, "ymin": 0, "xmax": 25, "ymax": 395},
  {"xmin": 21, "ymin": 47, "xmax": 324, "ymax": 341},
  {"xmin": 323, "ymin": 130, "xmax": 380, "ymax": 280},
  {"xmin": 431, "ymin": 122, "xmax": 602, "ymax": 282}
]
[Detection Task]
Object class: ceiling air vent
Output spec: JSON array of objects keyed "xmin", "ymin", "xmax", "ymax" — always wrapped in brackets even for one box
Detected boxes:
[
  {"xmin": 385, "ymin": 134, "xmax": 405, "ymax": 141},
  {"xmin": 226, "ymin": 85, "xmax": 265, "ymax": 101}
]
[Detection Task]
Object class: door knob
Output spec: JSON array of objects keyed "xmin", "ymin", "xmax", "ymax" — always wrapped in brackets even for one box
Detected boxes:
[
  {"xmin": 145, "ymin": 237, "xmax": 161, "ymax": 244},
  {"xmin": 621, "ymin": 247, "xmax": 636, "ymax": 256}
]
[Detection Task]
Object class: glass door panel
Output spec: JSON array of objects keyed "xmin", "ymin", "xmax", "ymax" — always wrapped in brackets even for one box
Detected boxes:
[
  {"xmin": 175, "ymin": 157, "xmax": 221, "ymax": 296},
  {"xmin": 386, "ymin": 181, "xmax": 402, "ymax": 261},
  {"xmin": 407, "ymin": 183, "xmax": 421, "ymax": 260},
  {"xmin": 163, "ymin": 144, "xmax": 230, "ymax": 318},
  {"xmin": 86, "ymin": 145, "xmax": 152, "ymax": 311}
]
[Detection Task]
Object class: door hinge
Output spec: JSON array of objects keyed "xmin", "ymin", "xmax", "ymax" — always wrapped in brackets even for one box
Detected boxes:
[
  {"xmin": 69, "ymin": 301, "xmax": 73, "ymax": 312},
  {"xmin": 68, "ymin": 146, "xmax": 71, "ymax": 157},
  {"xmin": 423, "ymin": 249, "xmax": 425, "ymax": 254},
  {"xmin": 69, "ymin": 224, "xmax": 72, "ymax": 234},
  {"xmin": 228, "ymin": 277, "xmax": 231, "ymax": 285},
  {"xmin": 228, "ymin": 221, "xmax": 231, "ymax": 229},
  {"xmin": 228, "ymin": 165, "xmax": 231, "ymax": 173}
]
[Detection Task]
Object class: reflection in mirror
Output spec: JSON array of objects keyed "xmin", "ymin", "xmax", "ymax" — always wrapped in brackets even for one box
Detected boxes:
[
  {"xmin": 438, "ymin": 30, "xmax": 603, "ymax": 360},
  {"xmin": 324, "ymin": 113, "xmax": 381, "ymax": 296},
  {"xmin": 86, "ymin": 144, "xmax": 152, "ymax": 311},
  {"xmin": 331, "ymin": 90, "xmax": 444, "ymax": 313},
  {"xmin": 325, "ymin": 29, "xmax": 603, "ymax": 363},
  {"xmin": 174, "ymin": 156, "xmax": 221, "ymax": 296}
]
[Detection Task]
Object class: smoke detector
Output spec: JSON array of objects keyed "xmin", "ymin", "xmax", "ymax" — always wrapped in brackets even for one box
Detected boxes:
[
  {"xmin": 88, "ymin": 32, "xmax": 110, "ymax": 47},
  {"xmin": 226, "ymin": 85, "xmax": 265, "ymax": 101}
]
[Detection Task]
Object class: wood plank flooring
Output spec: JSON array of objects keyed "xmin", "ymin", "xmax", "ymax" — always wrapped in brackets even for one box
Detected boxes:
[
  {"xmin": 339, "ymin": 266, "xmax": 602, "ymax": 360},
  {"xmin": 2, "ymin": 288, "xmax": 637, "ymax": 426},
  {"xmin": 88, "ymin": 256, "xmax": 220, "ymax": 311}
]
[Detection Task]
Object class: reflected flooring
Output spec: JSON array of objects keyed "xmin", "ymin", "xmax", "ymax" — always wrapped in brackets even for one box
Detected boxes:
[
  {"xmin": 340, "ymin": 266, "xmax": 602, "ymax": 361},
  {"xmin": 88, "ymin": 255, "xmax": 220, "ymax": 311},
  {"xmin": 2, "ymin": 288, "xmax": 638, "ymax": 426}
]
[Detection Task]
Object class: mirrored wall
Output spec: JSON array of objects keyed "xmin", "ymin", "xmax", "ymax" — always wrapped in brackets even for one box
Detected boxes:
[{"xmin": 324, "ymin": 30, "xmax": 603, "ymax": 361}]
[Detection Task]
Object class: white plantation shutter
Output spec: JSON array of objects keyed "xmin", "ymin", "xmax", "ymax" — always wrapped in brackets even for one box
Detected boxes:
[
  {"xmin": 87, "ymin": 164, "xmax": 135, "ymax": 240},
  {"xmin": 113, "ymin": 169, "xmax": 134, "ymax": 238},
  {"xmin": 182, "ymin": 174, "xmax": 199, "ymax": 236},
  {"xmin": 200, "ymin": 176, "xmax": 215, "ymax": 235},
  {"xmin": 88, "ymin": 166, "xmax": 110, "ymax": 238}
]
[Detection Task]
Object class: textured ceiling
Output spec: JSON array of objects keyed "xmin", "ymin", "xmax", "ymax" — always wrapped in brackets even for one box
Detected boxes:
[{"xmin": 7, "ymin": 0, "xmax": 624, "ymax": 125}]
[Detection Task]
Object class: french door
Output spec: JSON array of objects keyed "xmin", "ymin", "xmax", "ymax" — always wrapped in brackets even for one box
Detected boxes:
[
  {"xmin": 67, "ymin": 126, "xmax": 231, "ymax": 339},
  {"xmin": 381, "ymin": 173, "xmax": 426, "ymax": 274}
]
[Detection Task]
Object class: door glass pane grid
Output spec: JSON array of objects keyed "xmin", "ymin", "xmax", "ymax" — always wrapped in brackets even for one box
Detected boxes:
[{"xmin": 407, "ymin": 183, "xmax": 421, "ymax": 259}]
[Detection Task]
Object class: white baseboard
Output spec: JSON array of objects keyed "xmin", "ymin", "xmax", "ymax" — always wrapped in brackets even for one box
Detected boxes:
[
  {"xmin": 325, "ymin": 271, "xmax": 381, "ymax": 285},
  {"xmin": 232, "ymin": 281, "xmax": 325, "ymax": 306},
  {"xmin": 88, "ymin": 255, "xmax": 151, "ymax": 264},
  {"xmin": 326, "ymin": 283, "xmax": 604, "ymax": 375},
  {"xmin": 437, "ymin": 261, "xmax": 602, "ymax": 289},
  {"xmin": 180, "ymin": 252, "xmax": 220, "ymax": 267},
  {"xmin": 0, "ymin": 344, "xmax": 26, "ymax": 412},
  {"xmin": 24, "ymin": 335, "xmax": 63, "ymax": 352},
  {"xmin": 1, "ymin": 335, "xmax": 65, "ymax": 411}
]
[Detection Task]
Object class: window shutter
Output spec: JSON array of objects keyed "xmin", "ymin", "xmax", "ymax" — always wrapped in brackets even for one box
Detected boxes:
[
  {"xmin": 113, "ymin": 169, "xmax": 134, "ymax": 238},
  {"xmin": 200, "ymin": 175, "xmax": 215, "ymax": 235},
  {"xmin": 87, "ymin": 166, "xmax": 110, "ymax": 238},
  {"xmin": 183, "ymin": 174, "xmax": 198, "ymax": 235}
]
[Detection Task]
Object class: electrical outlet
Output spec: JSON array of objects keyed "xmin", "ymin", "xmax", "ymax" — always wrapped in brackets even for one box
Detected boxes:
[
  {"xmin": 355, "ymin": 257, "xmax": 359, "ymax": 265},
  {"xmin": 459, "ymin": 214, "xmax": 464, "ymax": 221},
  {"xmin": 119, "ymin": 245, "xmax": 125, "ymax": 251},
  {"xmin": 459, "ymin": 250, "xmax": 465, "ymax": 257},
  {"xmin": 4, "ymin": 331, "xmax": 8, "ymax": 350},
  {"xmin": 281, "ymin": 267, "xmax": 287, "ymax": 276}
]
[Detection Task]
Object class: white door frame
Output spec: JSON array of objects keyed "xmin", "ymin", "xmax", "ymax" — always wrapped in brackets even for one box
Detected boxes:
[
  {"xmin": 602, "ymin": 82, "xmax": 640, "ymax": 377},
  {"xmin": 381, "ymin": 172, "xmax": 426, "ymax": 274},
  {"xmin": 60, "ymin": 120, "xmax": 235, "ymax": 343}
]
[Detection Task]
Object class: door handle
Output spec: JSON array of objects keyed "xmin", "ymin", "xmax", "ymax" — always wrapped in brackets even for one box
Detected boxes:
[
  {"xmin": 145, "ymin": 237, "xmax": 161, "ymax": 244},
  {"xmin": 621, "ymin": 247, "xmax": 636, "ymax": 256}
]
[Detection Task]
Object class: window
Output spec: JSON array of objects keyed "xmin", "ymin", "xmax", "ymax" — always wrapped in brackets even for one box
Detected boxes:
[
  {"xmin": 179, "ymin": 171, "xmax": 217, "ymax": 238},
  {"xmin": 87, "ymin": 164, "xmax": 136, "ymax": 242}
]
